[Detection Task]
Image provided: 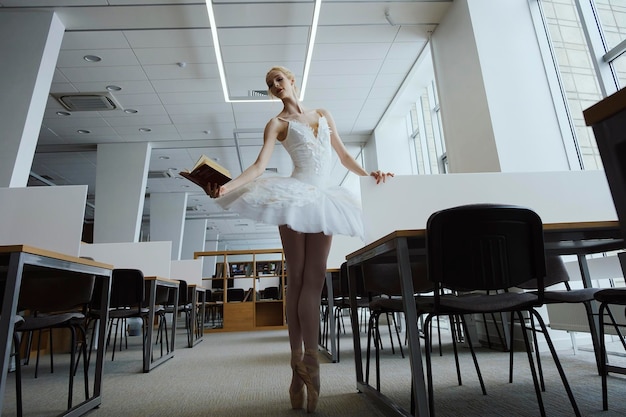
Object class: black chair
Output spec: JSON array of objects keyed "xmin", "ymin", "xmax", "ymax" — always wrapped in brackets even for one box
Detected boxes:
[
  {"xmin": 14, "ymin": 270, "xmax": 95, "ymax": 416},
  {"xmin": 162, "ymin": 279, "xmax": 191, "ymax": 347},
  {"xmin": 515, "ymin": 255, "xmax": 605, "ymax": 386},
  {"xmin": 263, "ymin": 286, "xmax": 280, "ymax": 300},
  {"xmin": 204, "ymin": 289, "xmax": 223, "ymax": 328},
  {"xmin": 593, "ymin": 288, "xmax": 626, "ymax": 410},
  {"xmin": 86, "ymin": 268, "xmax": 149, "ymax": 364},
  {"xmin": 422, "ymin": 203, "xmax": 581, "ymax": 417},
  {"xmin": 227, "ymin": 288, "xmax": 245, "ymax": 302},
  {"xmin": 360, "ymin": 261, "xmax": 482, "ymax": 403}
]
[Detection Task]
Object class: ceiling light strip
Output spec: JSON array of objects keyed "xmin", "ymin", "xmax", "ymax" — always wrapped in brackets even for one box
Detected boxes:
[
  {"xmin": 205, "ymin": 0, "xmax": 321, "ymax": 103},
  {"xmin": 299, "ymin": 0, "xmax": 322, "ymax": 100},
  {"xmin": 205, "ymin": 0, "xmax": 230, "ymax": 102}
]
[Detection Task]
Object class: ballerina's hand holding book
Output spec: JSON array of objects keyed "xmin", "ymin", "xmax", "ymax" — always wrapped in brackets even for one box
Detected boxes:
[{"xmin": 179, "ymin": 155, "xmax": 231, "ymax": 195}]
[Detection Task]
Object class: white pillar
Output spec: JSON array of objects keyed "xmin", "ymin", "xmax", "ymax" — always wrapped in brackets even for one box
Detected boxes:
[
  {"xmin": 93, "ymin": 142, "xmax": 151, "ymax": 243},
  {"xmin": 431, "ymin": 0, "xmax": 570, "ymax": 173},
  {"xmin": 182, "ymin": 218, "xmax": 207, "ymax": 260},
  {"xmin": 150, "ymin": 192, "xmax": 188, "ymax": 260},
  {"xmin": 0, "ymin": 11, "xmax": 65, "ymax": 187},
  {"xmin": 202, "ymin": 230, "xmax": 220, "ymax": 280}
]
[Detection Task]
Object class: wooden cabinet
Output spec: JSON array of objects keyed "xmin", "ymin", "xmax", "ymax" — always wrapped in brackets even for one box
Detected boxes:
[{"xmin": 195, "ymin": 249, "xmax": 286, "ymax": 332}]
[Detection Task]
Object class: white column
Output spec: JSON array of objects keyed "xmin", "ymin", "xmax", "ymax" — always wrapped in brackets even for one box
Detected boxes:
[
  {"xmin": 93, "ymin": 142, "xmax": 151, "ymax": 243},
  {"xmin": 202, "ymin": 230, "xmax": 220, "ymax": 279},
  {"xmin": 150, "ymin": 192, "xmax": 188, "ymax": 260},
  {"xmin": 182, "ymin": 218, "xmax": 208, "ymax": 260},
  {"xmin": 431, "ymin": 0, "xmax": 570, "ymax": 173},
  {"xmin": 0, "ymin": 11, "xmax": 65, "ymax": 187}
]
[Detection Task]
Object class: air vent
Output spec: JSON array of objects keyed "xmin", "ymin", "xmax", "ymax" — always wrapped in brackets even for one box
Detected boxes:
[
  {"xmin": 148, "ymin": 170, "xmax": 175, "ymax": 179},
  {"xmin": 249, "ymin": 90, "xmax": 269, "ymax": 97},
  {"xmin": 51, "ymin": 92, "xmax": 121, "ymax": 111},
  {"xmin": 265, "ymin": 167, "xmax": 278, "ymax": 173}
]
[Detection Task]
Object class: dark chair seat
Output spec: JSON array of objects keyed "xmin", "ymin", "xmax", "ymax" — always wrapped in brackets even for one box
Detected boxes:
[
  {"xmin": 439, "ymin": 292, "xmax": 539, "ymax": 313},
  {"xmin": 18, "ymin": 312, "xmax": 85, "ymax": 330}
]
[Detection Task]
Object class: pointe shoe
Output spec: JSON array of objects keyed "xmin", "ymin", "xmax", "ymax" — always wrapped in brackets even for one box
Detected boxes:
[
  {"xmin": 290, "ymin": 350, "xmax": 305, "ymax": 410},
  {"xmin": 295, "ymin": 349, "xmax": 320, "ymax": 413}
]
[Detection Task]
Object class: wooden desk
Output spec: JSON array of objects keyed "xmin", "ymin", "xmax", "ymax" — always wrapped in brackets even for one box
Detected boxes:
[
  {"xmin": 345, "ymin": 222, "xmax": 624, "ymax": 417},
  {"xmin": 188, "ymin": 284, "xmax": 206, "ymax": 347},
  {"xmin": 143, "ymin": 276, "xmax": 179, "ymax": 372},
  {"xmin": 0, "ymin": 245, "xmax": 113, "ymax": 417}
]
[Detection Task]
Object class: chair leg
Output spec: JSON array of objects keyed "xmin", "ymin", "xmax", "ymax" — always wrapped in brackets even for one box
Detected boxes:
[
  {"xmin": 67, "ymin": 326, "xmax": 76, "ymax": 409},
  {"xmin": 529, "ymin": 310, "xmax": 581, "ymax": 417},
  {"xmin": 509, "ymin": 311, "xmax": 515, "ymax": 383},
  {"xmin": 335, "ymin": 307, "xmax": 341, "ymax": 362},
  {"xmin": 459, "ymin": 315, "xmax": 486, "ymax": 395},
  {"xmin": 515, "ymin": 310, "xmax": 546, "ymax": 417},
  {"xmin": 76, "ymin": 324, "xmax": 90, "ymax": 401},
  {"xmin": 423, "ymin": 315, "xmax": 435, "ymax": 417},
  {"xmin": 13, "ymin": 332, "xmax": 23, "ymax": 417},
  {"xmin": 599, "ymin": 302, "xmax": 608, "ymax": 410},
  {"xmin": 365, "ymin": 312, "xmax": 375, "ymax": 387},
  {"xmin": 390, "ymin": 312, "xmax": 405, "ymax": 359},
  {"xmin": 529, "ymin": 313, "xmax": 546, "ymax": 391}
]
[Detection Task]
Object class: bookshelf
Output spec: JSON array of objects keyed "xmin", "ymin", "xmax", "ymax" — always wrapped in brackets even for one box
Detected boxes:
[{"xmin": 195, "ymin": 248, "xmax": 286, "ymax": 332}]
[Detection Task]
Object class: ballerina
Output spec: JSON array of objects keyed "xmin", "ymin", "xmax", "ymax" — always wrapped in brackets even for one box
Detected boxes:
[{"xmin": 208, "ymin": 66, "xmax": 393, "ymax": 413}]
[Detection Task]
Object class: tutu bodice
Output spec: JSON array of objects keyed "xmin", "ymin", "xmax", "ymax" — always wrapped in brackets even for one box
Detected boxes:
[{"xmin": 215, "ymin": 114, "xmax": 364, "ymax": 239}]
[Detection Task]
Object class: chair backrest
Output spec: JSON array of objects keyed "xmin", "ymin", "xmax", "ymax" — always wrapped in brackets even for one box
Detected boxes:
[
  {"xmin": 426, "ymin": 204, "xmax": 546, "ymax": 298},
  {"xmin": 18, "ymin": 271, "xmax": 96, "ymax": 314},
  {"xmin": 517, "ymin": 255, "xmax": 569, "ymax": 290},
  {"xmin": 360, "ymin": 261, "xmax": 432, "ymax": 297},
  {"xmin": 166, "ymin": 279, "xmax": 187, "ymax": 305},
  {"xmin": 263, "ymin": 286, "xmax": 280, "ymax": 300},
  {"xmin": 340, "ymin": 262, "xmax": 368, "ymax": 299},
  {"xmin": 110, "ymin": 268, "xmax": 145, "ymax": 309},
  {"xmin": 227, "ymin": 288, "xmax": 245, "ymax": 302}
]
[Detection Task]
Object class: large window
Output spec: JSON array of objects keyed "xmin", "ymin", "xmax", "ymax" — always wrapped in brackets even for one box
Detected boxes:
[
  {"xmin": 536, "ymin": 0, "xmax": 626, "ymax": 170},
  {"xmin": 407, "ymin": 80, "xmax": 447, "ymax": 175}
]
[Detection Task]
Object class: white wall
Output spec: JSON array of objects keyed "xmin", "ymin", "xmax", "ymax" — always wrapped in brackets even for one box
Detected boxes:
[{"xmin": 431, "ymin": 0, "xmax": 569, "ymax": 173}]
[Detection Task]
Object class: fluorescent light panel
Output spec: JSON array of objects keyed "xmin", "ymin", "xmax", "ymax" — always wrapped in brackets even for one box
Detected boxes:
[{"xmin": 205, "ymin": 0, "xmax": 321, "ymax": 103}]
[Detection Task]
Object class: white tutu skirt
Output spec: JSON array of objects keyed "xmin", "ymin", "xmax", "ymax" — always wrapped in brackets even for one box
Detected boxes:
[{"xmin": 215, "ymin": 176, "xmax": 364, "ymax": 239}]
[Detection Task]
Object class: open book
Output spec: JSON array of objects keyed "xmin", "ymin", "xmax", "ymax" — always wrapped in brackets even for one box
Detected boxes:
[{"xmin": 179, "ymin": 154, "xmax": 232, "ymax": 194}]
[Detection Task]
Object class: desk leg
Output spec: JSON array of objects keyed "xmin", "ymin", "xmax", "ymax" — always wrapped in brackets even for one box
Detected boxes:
[
  {"xmin": 190, "ymin": 290, "xmax": 205, "ymax": 347},
  {"xmin": 144, "ymin": 280, "xmax": 157, "ymax": 372},
  {"xmin": 397, "ymin": 238, "xmax": 430, "ymax": 417},
  {"xmin": 169, "ymin": 287, "xmax": 178, "ymax": 355},
  {"xmin": 347, "ymin": 264, "xmax": 364, "ymax": 387},
  {"xmin": 0, "ymin": 253, "xmax": 25, "ymax": 414},
  {"xmin": 92, "ymin": 274, "xmax": 111, "ymax": 400},
  {"xmin": 320, "ymin": 271, "xmax": 338, "ymax": 362},
  {"xmin": 577, "ymin": 254, "xmax": 603, "ymax": 374}
]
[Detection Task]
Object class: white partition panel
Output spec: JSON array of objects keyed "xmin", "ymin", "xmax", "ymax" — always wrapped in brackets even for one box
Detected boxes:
[
  {"xmin": 0, "ymin": 185, "xmax": 87, "ymax": 256},
  {"xmin": 361, "ymin": 171, "xmax": 617, "ymax": 243},
  {"xmin": 170, "ymin": 259, "xmax": 203, "ymax": 286},
  {"xmin": 80, "ymin": 241, "xmax": 172, "ymax": 277}
]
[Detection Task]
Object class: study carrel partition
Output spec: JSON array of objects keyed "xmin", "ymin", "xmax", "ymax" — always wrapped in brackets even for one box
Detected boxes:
[{"xmin": 0, "ymin": 185, "xmax": 88, "ymax": 256}]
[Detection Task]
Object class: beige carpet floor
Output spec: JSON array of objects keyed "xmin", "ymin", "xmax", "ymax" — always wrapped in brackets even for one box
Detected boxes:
[{"xmin": 3, "ymin": 323, "xmax": 626, "ymax": 417}]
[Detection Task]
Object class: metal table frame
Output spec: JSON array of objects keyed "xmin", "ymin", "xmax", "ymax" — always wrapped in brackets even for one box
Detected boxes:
[
  {"xmin": 345, "ymin": 222, "xmax": 624, "ymax": 417},
  {"xmin": 0, "ymin": 245, "xmax": 112, "ymax": 417},
  {"xmin": 188, "ymin": 284, "xmax": 206, "ymax": 347},
  {"xmin": 143, "ymin": 276, "xmax": 179, "ymax": 372}
]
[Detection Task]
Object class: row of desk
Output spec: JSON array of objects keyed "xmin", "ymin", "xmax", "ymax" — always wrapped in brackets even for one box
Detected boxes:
[
  {"xmin": 0, "ymin": 245, "xmax": 206, "ymax": 417},
  {"xmin": 344, "ymin": 221, "xmax": 624, "ymax": 417}
]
